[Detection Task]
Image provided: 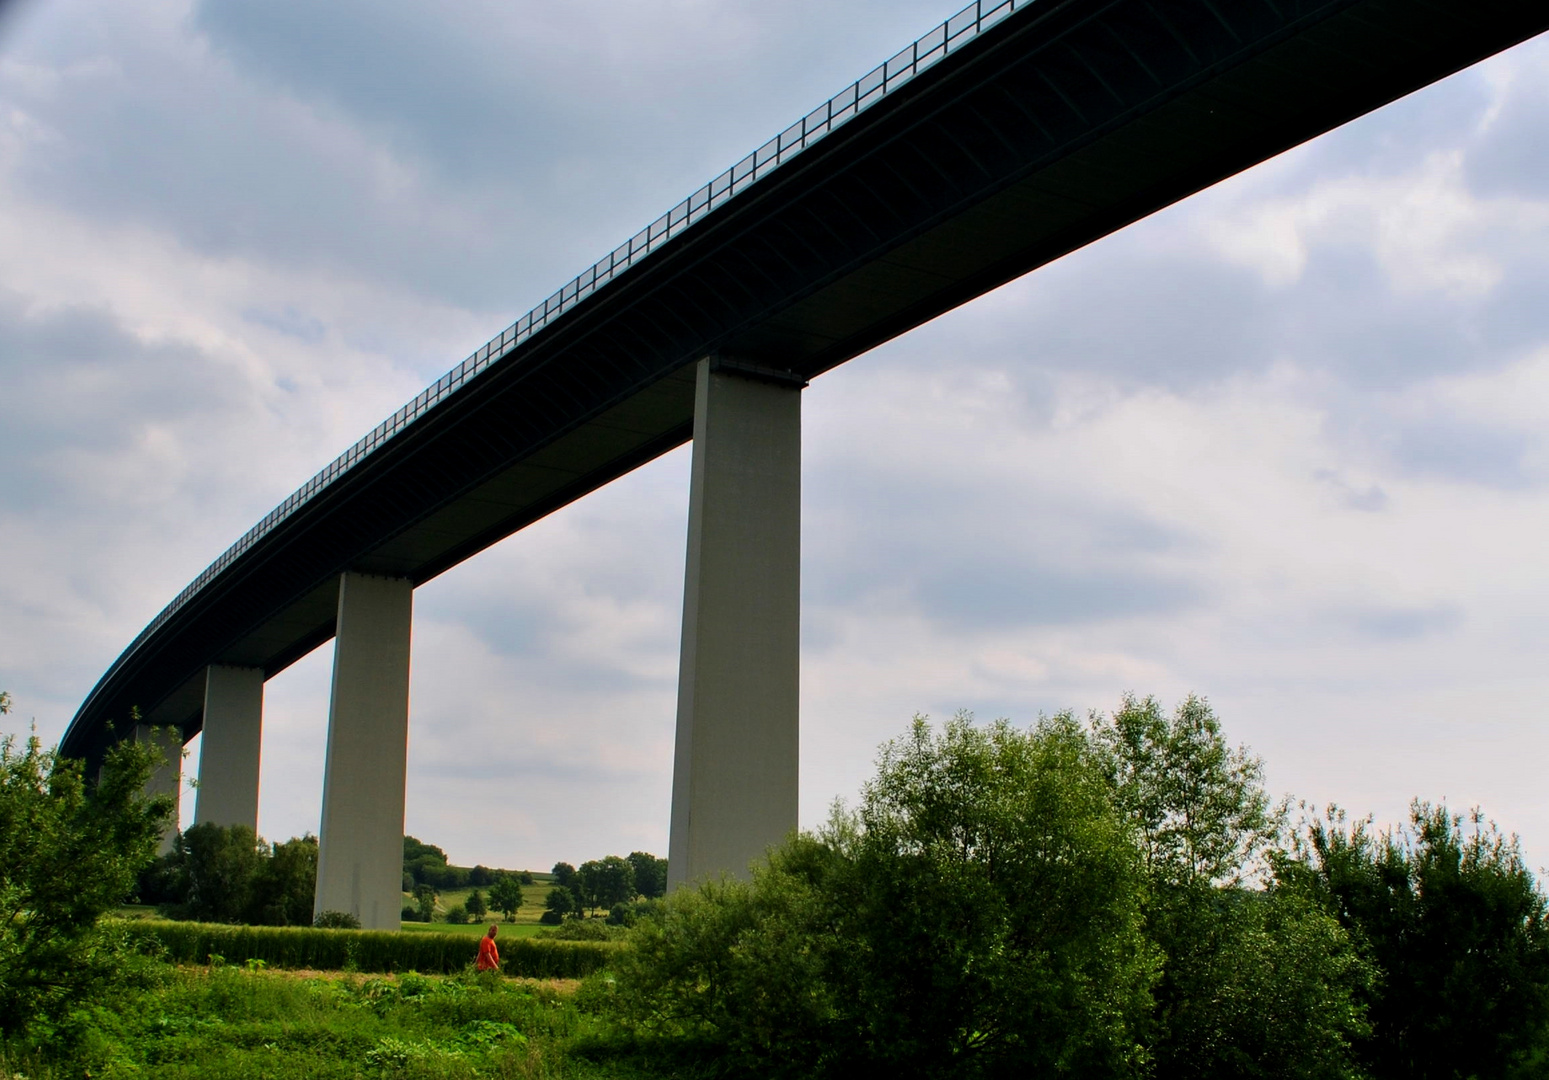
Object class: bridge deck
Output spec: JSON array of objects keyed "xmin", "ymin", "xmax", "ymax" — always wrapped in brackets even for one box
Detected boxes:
[{"xmin": 65, "ymin": 0, "xmax": 1549, "ymax": 760}]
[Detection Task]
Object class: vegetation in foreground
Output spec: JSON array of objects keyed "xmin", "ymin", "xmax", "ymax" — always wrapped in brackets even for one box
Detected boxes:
[
  {"xmin": 5, "ymin": 688, "xmax": 1549, "ymax": 1079},
  {"xmin": 0, "ymin": 965, "xmax": 617, "ymax": 1080}
]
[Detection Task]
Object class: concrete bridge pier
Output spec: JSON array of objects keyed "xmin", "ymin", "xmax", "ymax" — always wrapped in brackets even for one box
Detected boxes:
[
  {"xmin": 667, "ymin": 356, "xmax": 804, "ymax": 890},
  {"xmin": 133, "ymin": 722, "xmax": 185, "ymax": 855},
  {"xmin": 314, "ymin": 572, "xmax": 413, "ymax": 930},
  {"xmin": 193, "ymin": 664, "xmax": 264, "ymax": 830}
]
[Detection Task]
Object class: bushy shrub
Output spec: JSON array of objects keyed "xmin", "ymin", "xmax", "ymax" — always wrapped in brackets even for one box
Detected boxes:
[
  {"xmin": 607, "ymin": 899, "xmax": 662, "ymax": 926},
  {"xmin": 443, "ymin": 905, "xmax": 469, "ymax": 925},
  {"xmin": 607, "ymin": 713, "xmax": 1160, "ymax": 1077},
  {"xmin": 537, "ymin": 917, "xmax": 623, "ymax": 941},
  {"xmin": 314, "ymin": 909, "xmax": 361, "ymax": 929},
  {"xmin": 538, "ymin": 910, "xmax": 563, "ymax": 926},
  {"xmin": 400, "ymin": 905, "xmax": 419, "ymax": 922},
  {"xmin": 0, "ymin": 723, "xmax": 172, "ymax": 1033}
]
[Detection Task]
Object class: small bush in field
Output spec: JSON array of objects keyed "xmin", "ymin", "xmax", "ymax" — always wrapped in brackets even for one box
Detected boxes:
[{"xmin": 314, "ymin": 910, "xmax": 361, "ymax": 929}]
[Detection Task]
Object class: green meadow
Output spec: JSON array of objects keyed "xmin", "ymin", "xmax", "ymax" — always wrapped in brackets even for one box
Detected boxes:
[{"xmin": 0, "ymin": 965, "xmax": 664, "ymax": 1080}]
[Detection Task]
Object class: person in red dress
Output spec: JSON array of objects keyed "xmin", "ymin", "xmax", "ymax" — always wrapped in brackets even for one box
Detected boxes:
[{"xmin": 476, "ymin": 924, "xmax": 500, "ymax": 973}]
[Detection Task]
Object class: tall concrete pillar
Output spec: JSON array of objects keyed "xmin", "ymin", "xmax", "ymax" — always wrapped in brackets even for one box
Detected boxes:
[
  {"xmin": 194, "ymin": 665, "xmax": 264, "ymax": 831},
  {"xmin": 134, "ymin": 723, "xmax": 184, "ymax": 855},
  {"xmin": 668, "ymin": 357, "xmax": 803, "ymax": 890},
  {"xmin": 314, "ymin": 572, "xmax": 413, "ymax": 930}
]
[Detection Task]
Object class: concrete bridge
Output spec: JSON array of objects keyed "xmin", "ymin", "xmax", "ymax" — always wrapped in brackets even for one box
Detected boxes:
[{"xmin": 63, "ymin": 0, "xmax": 1548, "ymax": 928}]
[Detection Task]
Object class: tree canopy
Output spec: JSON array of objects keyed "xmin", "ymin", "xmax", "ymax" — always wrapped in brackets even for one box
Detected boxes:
[
  {"xmin": 599, "ymin": 701, "xmax": 1547, "ymax": 1078},
  {"xmin": 0, "ymin": 719, "xmax": 172, "ymax": 1032}
]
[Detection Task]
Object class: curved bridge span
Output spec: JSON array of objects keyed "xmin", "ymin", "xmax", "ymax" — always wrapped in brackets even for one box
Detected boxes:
[{"xmin": 64, "ymin": 0, "xmax": 1548, "ymax": 924}]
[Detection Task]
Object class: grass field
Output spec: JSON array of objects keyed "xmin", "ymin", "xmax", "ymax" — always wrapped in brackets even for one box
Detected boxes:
[
  {"xmin": 409, "ymin": 879, "xmax": 560, "ymax": 930},
  {"xmin": 400, "ymin": 920, "xmax": 548, "ymax": 938},
  {"xmin": 0, "ymin": 963, "xmax": 674, "ymax": 1079}
]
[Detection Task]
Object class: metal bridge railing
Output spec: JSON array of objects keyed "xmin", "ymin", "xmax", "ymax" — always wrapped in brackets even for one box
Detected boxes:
[{"xmin": 122, "ymin": 0, "xmax": 1033, "ymax": 660}]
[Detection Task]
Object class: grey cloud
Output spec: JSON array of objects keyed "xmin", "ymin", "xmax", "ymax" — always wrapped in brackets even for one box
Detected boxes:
[
  {"xmin": 914, "ymin": 559, "xmax": 1202, "ymax": 630},
  {"xmin": 874, "ymin": 208, "xmax": 1512, "ymax": 403},
  {"xmin": 243, "ymin": 306, "xmax": 327, "ymax": 344},
  {"xmin": 1464, "ymin": 38, "xmax": 1549, "ymax": 199},
  {"xmin": 805, "ymin": 467, "xmax": 1205, "ymax": 630},
  {"xmin": 4, "ymin": 0, "xmax": 960, "ymax": 315},
  {"xmin": 0, "ymin": 292, "xmax": 244, "ymax": 507},
  {"xmin": 1390, "ymin": 418, "xmax": 1538, "ymax": 488},
  {"xmin": 1350, "ymin": 604, "xmax": 1463, "ymax": 641},
  {"xmin": 1314, "ymin": 470, "xmax": 1389, "ymax": 512},
  {"xmin": 415, "ymin": 752, "xmax": 652, "ymax": 785}
]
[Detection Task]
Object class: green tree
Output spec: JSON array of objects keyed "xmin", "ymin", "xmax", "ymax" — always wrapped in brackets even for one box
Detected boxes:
[
  {"xmin": 1286, "ymin": 802, "xmax": 1549, "ymax": 1080},
  {"xmin": 412, "ymin": 882, "xmax": 436, "ymax": 922},
  {"xmin": 159, "ymin": 822, "xmax": 266, "ymax": 923},
  {"xmin": 1093, "ymin": 694, "xmax": 1277, "ymax": 886},
  {"xmin": 488, "ymin": 875, "xmax": 522, "ymax": 920},
  {"xmin": 611, "ymin": 712, "xmax": 1160, "ymax": 1077},
  {"xmin": 574, "ymin": 861, "xmax": 601, "ymax": 916},
  {"xmin": 403, "ymin": 836, "xmax": 464, "ymax": 889},
  {"xmin": 543, "ymin": 886, "xmax": 574, "ymax": 922},
  {"xmin": 579, "ymin": 855, "xmax": 634, "ymax": 911},
  {"xmin": 551, "ymin": 861, "xmax": 576, "ymax": 888},
  {"xmin": 466, "ymin": 888, "xmax": 487, "ymax": 919},
  {"xmin": 0, "ymin": 722, "xmax": 173, "ymax": 1032},
  {"xmin": 626, "ymin": 851, "xmax": 667, "ymax": 898},
  {"xmin": 248, "ymin": 833, "xmax": 317, "ymax": 926},
  {"xmin": 1095, "ymin": 695, "xmax": 1370, "ymax": 1079}
]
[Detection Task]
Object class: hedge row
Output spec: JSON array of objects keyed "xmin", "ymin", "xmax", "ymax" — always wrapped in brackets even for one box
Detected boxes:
[{"xmin": 120, "ymin": 921, "xmax": 616, "ymax": 978}]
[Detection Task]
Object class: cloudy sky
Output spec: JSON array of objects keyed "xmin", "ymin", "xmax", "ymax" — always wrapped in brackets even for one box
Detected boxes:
[{"xmin": 3, "ymin": 0, "xmax": 1548, "ymax": 874}]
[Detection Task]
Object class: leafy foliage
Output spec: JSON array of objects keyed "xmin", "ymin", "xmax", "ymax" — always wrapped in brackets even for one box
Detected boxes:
[
  {"xmin": 627, "ymin": 851, "xmax": 668, "ymax": 899},
  {"xmin": 0, "ymin": 721, "xmax": 173, "ymax": 1032},
  {"xmin": 144, "ymin": 825, "xmax": 317, "ymax": 926},
  {"xmin": 411, "ymin": 882, "xmax": 437, "ymax": 923},
  {"xmin": 313, "ymin": 910, "xmax": 361, "ymax": 930},
  {"xmin": 487, "ymin": 875, "xmax": 522, "ymax": 921},
  {"xmin": 608, "ymin": 712, "xmax": 1160, "ymax": 1078},
  {"xmin": 1284, "ymin": 802, "xmax": 1549, "ymax": 1079},
  {"xmin": 1, "ymin": 962, "xmax": 583, "ymax": 1079},
  {"xmin": 544, "ymin": 886, "xmax": 575, "ymax": 919},
  {"xmin": 576, "ymin": 855, "xmax": 635, "ymax": 915},
  {"xmin": 1093, "ymin": 694, "xmax": 1373, "ymax": 1078},
  {"xmin": 1094, "ymin": 693, "xmax": 1277, "ymax": 886}
]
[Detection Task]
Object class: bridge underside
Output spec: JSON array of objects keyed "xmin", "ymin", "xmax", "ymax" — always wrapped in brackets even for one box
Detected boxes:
[{"xmin": 63, "ymin": 0, "xmax": 1548, "ymax": 899}]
